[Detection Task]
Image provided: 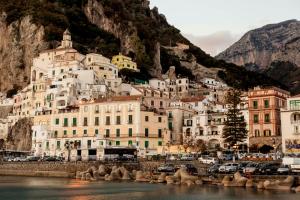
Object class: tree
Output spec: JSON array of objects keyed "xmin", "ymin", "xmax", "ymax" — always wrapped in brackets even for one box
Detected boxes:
[{"xmin": 222, "ymin": 89, "xmax": 247, "ymax": 149}]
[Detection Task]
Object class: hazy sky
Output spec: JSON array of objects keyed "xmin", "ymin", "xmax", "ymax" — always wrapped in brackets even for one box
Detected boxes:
[{"xmin": 150, "ymin": 0, "xmax": 300, "ymax": 56}]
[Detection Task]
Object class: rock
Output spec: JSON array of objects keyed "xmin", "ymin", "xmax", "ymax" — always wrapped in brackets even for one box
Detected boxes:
[
  {"xmin": 76, "ymin": 171, "xmax": 82, "ymax": 179},
  {"xmin": 135, "ymin": 171, "xmax": 148, "ymax": 182},
  {"xmin": 174, "ymin": 168, "xmax": 198, "ymax": 183},
  {"xmin": 166, "ymin": 176, "xmax": 175, "ymax": 184},
  {"xmin": 257, "ymin": 181, "xmax": 264, "ymax": 189},
  {"xmin": 223, "ymin": 172, "xmax": 248, "ymax": 187},
  {"xmin": 157, "ymin": 172, "xmax": 166, "ymax": 183},
  {"xmin": 263, "ymin": 176, "xmax": 294, "ymax": 190},
  {"xmin": 122, "ymin": 170, "xmax": 131, "ymax": 180},
  {"xmin": 98, "ymin": 165, "xmax": 106, "ymax": 176},
  {"xmin": 86, "ymin": 173, "xmax": 92, "ymax": 181},
  {"xmin": 195, "ymin": 179, "xmax": 203, "ymax": 185},
  {"xmin": 184, "ymin": 180, "xmax": 195, "ymax": 186},
  {"xmin": 246, "ymin": 179, "xmax": 254, "ymax": 187},
  {"xmin": 81, "ymin": 173, "xmax": 86, "ymax": 181},
  {"xmin": 294, "ymin": 186, "xmax": 300, "ymax": 192}
]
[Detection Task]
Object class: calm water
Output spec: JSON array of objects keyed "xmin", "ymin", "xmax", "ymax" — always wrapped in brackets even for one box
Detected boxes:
[{"xmin": 0, "ymin": 176, "xmax": 299, "ymax": 200}]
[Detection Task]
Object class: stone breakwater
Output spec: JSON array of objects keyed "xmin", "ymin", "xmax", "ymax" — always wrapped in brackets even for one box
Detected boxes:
[{"xmin": 77, "ymin": 164, "xmax": 300, "ymax": 193}]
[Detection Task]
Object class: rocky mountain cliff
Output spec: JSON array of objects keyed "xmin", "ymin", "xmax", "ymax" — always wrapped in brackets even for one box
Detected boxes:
[
  {"xmin": 0, "ymin": 0, "xmax": 283, "ymax": 94},
  {"xmin": 216, "ymin": 20, "xmax": 300, "ymax": 93},
  {"xmin": 216, "ymin": 20, "xmax": 300, "ymax": 69}
]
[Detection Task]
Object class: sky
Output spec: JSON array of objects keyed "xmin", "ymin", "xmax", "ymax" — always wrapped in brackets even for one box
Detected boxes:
[{"xmin": 150, "ymin": 0, "xmax": 300, "ymax": 56}]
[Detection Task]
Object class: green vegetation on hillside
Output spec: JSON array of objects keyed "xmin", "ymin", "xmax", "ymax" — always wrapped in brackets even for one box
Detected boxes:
[{"xmin": 0, "ymin": 0, "xmax": 120, "ymax": 57}]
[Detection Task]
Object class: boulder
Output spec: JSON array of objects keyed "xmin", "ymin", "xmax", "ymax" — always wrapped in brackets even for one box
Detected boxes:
[
  {"xmin": 157, "ymin": 173, "xmax": 167, "ymax": 183},
  {"xmin": 166, "ymin": 176, "xmax": 175, "ymax": 184},
  {"xmin": 98, "ymin": 165, "xmax": 107, "ymax": 176},
  {"xmin": 174, "ymin": 168, "xmax": 198, "ymax": 183},
  {"xmin": 135, "ymin": 171, "xmax": 148, "ymax": 182},
  {"xmin": 184, "ymin": 180, "xmax": 195, "ymax": 186},
  {"xmin": 223, "ymin": 172, "xmax": 248, "ymax": 187},
  {"xmin": 263, "ymin": 176, "xmax": 294, "ymax": 190},
  {"xmin": 257, "ymin": 181, "xmax": 264, "ymax": 189},
  {"xmin": 122, "ymin": 170, "xmax": 131, "ymax": 180},
  {"xmin": 195, "ymin": 179, "xmax": 203, "ymax": 185},
  {"xmin": 245, "ymin": 179, "xmax": 254, "ymax": 188},
  {"xmin": 294, "ymin": 185, "xmax": 300, "ymax": 193}
]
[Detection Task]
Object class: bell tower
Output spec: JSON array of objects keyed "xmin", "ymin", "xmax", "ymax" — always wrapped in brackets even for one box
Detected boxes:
[{"xmin": 61, "ymin": 29, "xmax": 72, "ymax": 48}]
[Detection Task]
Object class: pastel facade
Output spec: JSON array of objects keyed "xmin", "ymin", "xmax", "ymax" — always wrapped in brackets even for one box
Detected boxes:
[
  {"xmin": 281, "ymin": 95, "xmax": 300, "ymax": 154},
  {"xmin": 112, "ymin": 53, "xmax": 138, "ymax": 71},
  {"xmin": 248, "ymin": 87, "xmax": 290, "ymax": 150}
]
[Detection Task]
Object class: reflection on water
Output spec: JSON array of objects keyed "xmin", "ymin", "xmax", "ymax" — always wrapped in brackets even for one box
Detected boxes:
[{"xmin": 0, "ymin": 176, "xmax": 299, "ymax": 200}]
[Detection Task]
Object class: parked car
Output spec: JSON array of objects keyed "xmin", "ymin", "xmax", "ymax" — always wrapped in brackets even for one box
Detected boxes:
[
  {"xmin": 13, "ymin": 157, "xmax": 27, "ymax": 162},
  {"xmin": 166, "ymin": 155, "xmax": 178, "ymax": 161},
  {"xmin": 258, "ymin": 163, "xmax": 280, "ymax": 175},
  {"xmin": 179, "ymin": 164, "xmax": 198, "ymax": 175},
  {"xmin": 208, "ymin": 164, "xmax": 221, "ymax": 174},
  {"xmin": 223, "ymin": 154, "xmax": 233, "ymax": 161},
  {"xmin": 180, "ymin": 154, "xmax": 195, "ymax": 161},
  {"xmin": 157, "ymin": 164, "xmax": 176, "ymax": 173},
  {"xmin": 199, "ymin": 156, "xmax": 218, "ymax": 164},
  {"xmin": 218, "ymin": 163, "xmax": 238, "ymax": 173},
  {"xmin": 243, "ymin": 162, "xmax": 259, "ymax": 174},
  {"xmin": 277, "ymin": 165, "xmax": 290, "ymax": 175},
  {"xmin": 26, "ymin": 156, "xmax": 41, "ymax": 162},
  {"xmin": 237, "ymin": 161, "xmax": 252, "ymax": 172}
]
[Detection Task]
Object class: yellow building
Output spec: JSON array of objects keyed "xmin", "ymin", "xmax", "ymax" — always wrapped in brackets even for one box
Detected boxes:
[{"xmin": 111, "ymin": 53, "xmax": 138, "ymax": 71}]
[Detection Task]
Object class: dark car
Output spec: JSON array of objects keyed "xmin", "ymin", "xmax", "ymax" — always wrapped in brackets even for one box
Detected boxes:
[
  {"xmin": 208, "ymin": 164, "xmax": 221, "ymax": 174},
  {"xmin": 27, "ymin": 156, "xmax": 41, "ymax": 161},
  {"xmin": 157, "ymin": 164, "xmax": 176, "ymax": 173},
  {"xmin": 238, "ymin": 162, "xmax": 252, "ymax": 172},
  {"xmin": 258, "ymin": 163, "xmax": 280, "ymax": 175},
  {"xmin": 180, "ymin": 164, "xmax": 198, "ymax": 175}
]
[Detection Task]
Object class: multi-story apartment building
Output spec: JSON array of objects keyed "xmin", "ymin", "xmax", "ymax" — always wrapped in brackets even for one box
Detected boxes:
[
  {"xmin": 111, "ymin": 53, "xmax": 138, "ymax": 71},
  {"xmin": 281, "ymin": 95, "xmax": 300, "ymax": 154},
  {"xmin": 248, "ymin": 86, "xmax": 290, "ymax": 151},
  {"xmin": 32, "ymin": 96, "xmax": 170, "ymax": 160}
]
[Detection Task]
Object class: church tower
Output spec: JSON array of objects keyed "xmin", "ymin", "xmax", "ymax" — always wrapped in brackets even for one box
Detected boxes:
[{"xmin": 61, "ymin": 29, "xmax": 72, "ymax": 48}]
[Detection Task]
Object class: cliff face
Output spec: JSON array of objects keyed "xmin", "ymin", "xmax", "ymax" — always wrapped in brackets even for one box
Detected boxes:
[
  {"xmin": 216, "ymin": 20, "xmax": 300, "ymax": 69},
  {"xmin": 0, "ymin": 14, "xmax": 47, "ymax": 92},
  {"xmin": 0, "ymin": 0, "xmax": 284, "ymax": 93},
  {"xmin": 6, "ymin": 118, "xmax": 32, "ymax": 151}
]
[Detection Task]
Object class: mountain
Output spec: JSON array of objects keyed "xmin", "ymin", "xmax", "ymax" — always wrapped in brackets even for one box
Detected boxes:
[
  {"xmin": 0, "ymin": 0, "xmax": 284, "ymax": 94},
  {"xmin": 216, "ymin": 19, "xmax": 300, "ymax": 93}
]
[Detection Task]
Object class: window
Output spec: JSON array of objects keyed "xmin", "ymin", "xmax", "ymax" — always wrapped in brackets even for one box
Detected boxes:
[
  {"xmin": 46, "ymin": 141, "xmax": 49, "ymax": 149},
  {"xmin": 160, "ymin": 101, "xmax": 163, "ymax": 107},
  {"xmin": 254, "ymin": 129, "xmax": 260, "ymax": 137},
  {"xmin": 116, "ymin": 129, "xmax": 120, "ymax": 137},
  {"xmin": 264, "ymin": 114, "xmax": 270, "ymax": 123},
  {"xmin": 95, "ymin": 105, "xmax": 99, "ymax": 113},
  {"xmin": 55, "ymin": 118, "xmax": 59, "ymax": 125},
  {"xmin": 158, "ymin": 117, "xmax": 162, "ymax": 123},
  {"xmin": 83, "ymin": 117, "xmax": 88, "ymax": 126},
  {"xmin": 116, "ymin": 141, "xmax": 120, "ymax": 146},
  {"xmin": 95, "ymin": 129, "xmax": 99, "ymax": 136},
  {"xmin": 294, "ymin": 126, "xmax": 299, "ymax": 134},
  {"xmin": 103, "ymin": 116, "xmax": 109, "ymax": 125},
  {"xmin": 54, "ymin": 131, "xmax": 58, "ymax": 138},
  {"xmin": 63, "ymin": 130, "xmax": 67, "ymax": 136},
  {"xmin": 158, "ymin": 141, "xmax": 162, "ymax": 146},
  {"xmin": 128, "ymin": 140, "xmax": 133, "ymax": 145},
  {"xmin": 263, "ymin": 130, "xmax": 271, "ymax": 137},
  {"xmin": 253, "ymin": 114, "xmax": 259, "ymax": 124},
  {"xmin": 116, "ymin": 116, "xmax": 121, "ymax": 125},
  {"xmin": 72, "ymin": 118, "xmax": 77, "ymax": 126},
  {"xmin": 168, "ymin": 122, "xmax": 173, "ymax": 130},
  {"xmin": 253, "ymin": 100, "xmax": 258, "ymax": 109},
  {"xmin": 63, "ymin": 118, "xmax": 68, "ymax": 127},
  {"xmin": 151, "ymin": 100, "xmax": 154, "ymax": 106},
  {"xmin": 105, "ymin": 129, "xmax": 110, "ymax": 137},
  {"xmin": 264, "ymin": 99, "xmax": 270, "ymax": 108},
  {"xmin": 290, "ymin": 100, "xmax": 300, "ymax": 110},
  {"xmin": 95, "ymin": 117, "xmax": 99, "ymax": 126},
  {"xmin": 72, "ymin": 130, "xmax": 76, "ymax": 135},
  {"xmin": 87, "ymin": 140, "xmax": 91, "ymax": 149},
  {"xmin": 83, "ymin": 129, "xmax": 87, "ymax": 135},
  {"xmin": 158, "ymin": 129, "xmax": 162, "ymax": 138},
  {"xmin": 57, "ymin": 141, "xmax": 61, "ymax": 149},
  {"xmin": 145, "ymin": 116, "xmax": 149, "ymax": 122},
  {"xmin": 145, "ymin": 141, "xmax": 149, "ymax": 148},
  {"xmin": 84, "ymin": 106, "xmax": 88, "ymax": 112},
  {"xmin": 145, "ymin": 128, "xmax": 149, "ymax": 137},
  {"xmin": 128, "ymin": 115, "xmax": 133, "ymax": 124},
  {"xmin": 128, "ymin": 128, "xmax": 132, "ymax": 137}
]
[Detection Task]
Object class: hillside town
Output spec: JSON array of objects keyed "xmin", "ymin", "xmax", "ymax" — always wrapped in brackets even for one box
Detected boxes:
[{"xmin": 0, "ymin": 30, "xmax": 298, "ymax": 163}]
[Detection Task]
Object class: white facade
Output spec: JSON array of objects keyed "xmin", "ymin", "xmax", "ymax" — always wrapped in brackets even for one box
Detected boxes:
[{"xmin": 281, "ymin": 96, "xmax": 300, "ymax": 154}]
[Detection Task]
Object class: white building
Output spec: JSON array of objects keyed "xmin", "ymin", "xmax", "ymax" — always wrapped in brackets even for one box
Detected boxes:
[{"xmin": 281, "ymin": 95, "xmax": 300, "ymax": 154}]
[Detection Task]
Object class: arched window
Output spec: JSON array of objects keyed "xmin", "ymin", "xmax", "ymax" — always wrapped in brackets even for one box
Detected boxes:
[{"xmin": 32, "ymin": 70, "xmax": 36, "ymax": 81}]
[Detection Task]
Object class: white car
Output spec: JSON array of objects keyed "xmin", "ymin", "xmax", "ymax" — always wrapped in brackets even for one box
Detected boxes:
[
  {"xmin": 180, "ymin": 154, "xmax": 194, "ymax": 161},
  {"xmin": 219, "ymin": 163, "xmax": 238, "ymax": 173},
  {"xmin": 199, "ymin": 156, "xmax": 218, "ymax": 165}
]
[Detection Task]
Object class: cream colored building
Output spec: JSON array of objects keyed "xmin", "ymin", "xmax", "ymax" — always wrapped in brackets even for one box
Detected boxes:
[
  {"xmin": 281, "ymin": 95, "xmax": 300, "ymax": 154},
  {"xmin": 34, "ymin": 96, "xmax": 170, "ymax": 160}
]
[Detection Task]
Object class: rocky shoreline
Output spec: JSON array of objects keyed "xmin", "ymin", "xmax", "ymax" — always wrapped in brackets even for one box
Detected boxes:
[{"xmin": 77, "ymin": 164, "xmax": 300, "ymax": 193}]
